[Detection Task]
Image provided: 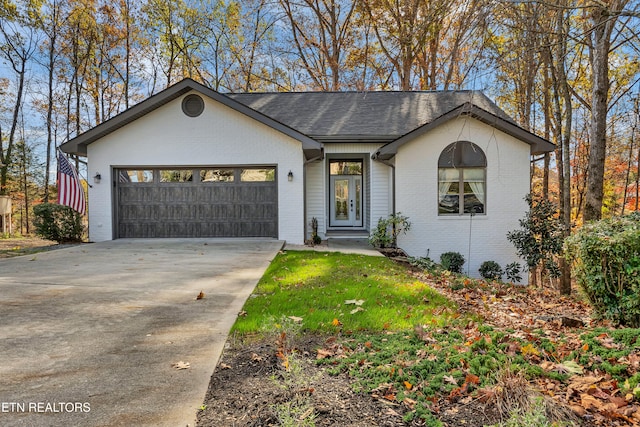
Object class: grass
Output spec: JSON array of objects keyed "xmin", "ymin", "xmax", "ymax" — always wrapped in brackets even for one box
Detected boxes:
[
  {"xmin": 232, "ymin": 250, "xmax": 457, "ymax": 334},
  {"xmin": 232, "ymin": 250, "xmax": 640, "ymax": 425}
]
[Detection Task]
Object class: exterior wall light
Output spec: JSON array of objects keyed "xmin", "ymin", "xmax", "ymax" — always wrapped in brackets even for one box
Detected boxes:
[
  {"xmin": 288, "ymin": 170, "xmax": 293, "ymax": 182},
  {"xmin": 94, "ymin": 173, "xmax": 102, "ymax": 184}
]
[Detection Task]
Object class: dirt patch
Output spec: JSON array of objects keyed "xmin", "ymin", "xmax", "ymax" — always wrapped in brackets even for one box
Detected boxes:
[
  {"xmin": 0, "ymin": 237, "xmax": 70, "ymax": 258},
  {"xmin": 197, "ymin": 336, "xmax": 408, "ymax": 427},
  {"xmin": 197, "ymin": 335, "xmax": 505, "ymax": 427}
]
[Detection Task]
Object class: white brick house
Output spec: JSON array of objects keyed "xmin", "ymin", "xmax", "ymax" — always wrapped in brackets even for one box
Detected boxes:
[{"xmin": 60, "ymin": 78, "xmax": 554, "ymax": 276}]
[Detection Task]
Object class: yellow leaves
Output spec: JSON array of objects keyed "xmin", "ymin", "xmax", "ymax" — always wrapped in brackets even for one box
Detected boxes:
[
  {"xmin": 332, "ymin": 318, "xmax": 342, "ymax": 327},
  {"xmin": 520, "ymin": 343, "xmax": 540, "ymax": 357},
  {"xmin": 403, "ymin": 381, "xmax": 413, "ymax": 390}
]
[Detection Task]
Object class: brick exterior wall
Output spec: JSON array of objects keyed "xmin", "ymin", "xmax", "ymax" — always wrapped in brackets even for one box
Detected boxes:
[{"xmin": 395, "ymin": 116, "xmax": 530, "ymax": 282}]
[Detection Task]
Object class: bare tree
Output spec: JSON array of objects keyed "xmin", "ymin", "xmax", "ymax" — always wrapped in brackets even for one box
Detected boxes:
[
  {"xmin": 0, "ymin": 10, "xmax": 38, "ymax": 195},
  {"xmin": 278, "ymin": 0, "xmax": 357, "ymax": 90}
]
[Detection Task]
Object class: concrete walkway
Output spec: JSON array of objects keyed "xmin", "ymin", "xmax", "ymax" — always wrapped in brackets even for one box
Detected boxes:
[
  {"xmin": 0, "ymin": 238, "xmax": 283, "ymax": 427},
  {"xmin": 284, "ymin": 238, "xmax": 383, "ymax": 257}
]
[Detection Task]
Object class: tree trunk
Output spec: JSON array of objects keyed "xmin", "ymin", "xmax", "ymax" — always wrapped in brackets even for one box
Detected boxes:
[
  {"xmin": 556, "ymin": 8, "xmax": 573, "ymax": 295},
  {"xmin": 584, "ymin": 5, "xmax": 614, "ymax": 222},
  {"xmin": 0, "ymin": 58, "xmax": 27, "ymax": 195}
]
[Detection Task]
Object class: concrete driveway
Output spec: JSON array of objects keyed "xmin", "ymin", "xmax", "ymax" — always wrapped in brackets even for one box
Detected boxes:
[{"xmin": 0, "ymin": 238, "xmax": 283, "ymax": 427}]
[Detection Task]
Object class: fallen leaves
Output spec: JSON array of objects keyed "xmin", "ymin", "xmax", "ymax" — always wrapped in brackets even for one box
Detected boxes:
[
  {"xmin": 172, "ymin": 361, "xmax": 190, "ymax": 370},
  {"xmin": 345, "ymin": 299, "xmax": 366, "ymax": 314}
]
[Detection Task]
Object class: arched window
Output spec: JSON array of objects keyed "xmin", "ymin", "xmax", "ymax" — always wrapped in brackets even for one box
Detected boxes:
[{"xmin": 438, "ymin": 142, "xmax": 486, "ymax": 215}]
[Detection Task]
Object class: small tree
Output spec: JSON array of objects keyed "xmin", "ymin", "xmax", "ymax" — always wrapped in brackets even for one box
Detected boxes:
[
  {"xmin": 507, "ymin": 195, "xmax": 564, "ymax": 288},
  {"xmin": 369, "ymin": 212, "xmax": 411, "ymax": 249}
]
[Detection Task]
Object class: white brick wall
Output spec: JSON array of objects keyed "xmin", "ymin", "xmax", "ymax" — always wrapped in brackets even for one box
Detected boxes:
[
  {"xmin": 395, "ymin": 116, "xmax": 530, "ymax": 281},
  {"xmin": 87, "ymin": 91, "xmax": 305, "ymax": 244}
]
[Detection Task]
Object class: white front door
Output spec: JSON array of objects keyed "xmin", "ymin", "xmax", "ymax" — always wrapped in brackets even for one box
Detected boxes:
[{"xmin": 330, "ymin": 175, "xmax": 363, "ymax": 227}]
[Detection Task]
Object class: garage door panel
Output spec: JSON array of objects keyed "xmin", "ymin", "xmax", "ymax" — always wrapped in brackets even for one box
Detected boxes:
[{"xmin": 117, "ymin": 167, "xmax": 278, "ymax": 238}]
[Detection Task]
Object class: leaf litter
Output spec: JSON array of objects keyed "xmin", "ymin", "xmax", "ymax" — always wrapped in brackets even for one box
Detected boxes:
[{"xmin": 197, "ymin": 263, "xmax": 640, "ymax": 427}]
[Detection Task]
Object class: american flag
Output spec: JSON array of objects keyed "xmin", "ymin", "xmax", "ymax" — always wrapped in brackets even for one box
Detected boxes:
[{"xmin": 57, "ymin": 150, "xmax": 86, "ymax": 215}]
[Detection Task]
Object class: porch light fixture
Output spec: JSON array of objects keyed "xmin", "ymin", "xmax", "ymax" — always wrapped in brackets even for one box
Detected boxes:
[
  {"xmin": 93, "ymin": 173, "xmax": 102, "ymax": 184},
  {"xmin": 288, "ymin": 170, "xmax": 293, "ymax": 181}
]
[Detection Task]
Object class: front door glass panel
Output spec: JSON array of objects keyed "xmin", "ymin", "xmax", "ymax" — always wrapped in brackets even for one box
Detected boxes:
[{"xmin": 334, "ymin": 179, "xmax": 349, "ymax": 220}]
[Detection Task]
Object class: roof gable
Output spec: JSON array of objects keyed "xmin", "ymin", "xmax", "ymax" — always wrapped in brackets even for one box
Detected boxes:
[
  {"xmin": 373, "ymin": 103, "xmax": 556, "ymax": 160},
  {"xmin": 60, "ymin": 79, "xmax": 323, "ymax": 160}
]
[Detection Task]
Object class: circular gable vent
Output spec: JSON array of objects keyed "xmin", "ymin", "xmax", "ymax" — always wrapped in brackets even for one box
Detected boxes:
[{"xmin": 182, "ymin": 94, "xmax": 204, "ymax": 117}]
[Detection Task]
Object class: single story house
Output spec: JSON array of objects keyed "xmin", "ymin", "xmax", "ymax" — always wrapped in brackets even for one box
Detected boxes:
[{"xmin": 60, "ymin": 78, "xmax": 554, "ymax": 277}]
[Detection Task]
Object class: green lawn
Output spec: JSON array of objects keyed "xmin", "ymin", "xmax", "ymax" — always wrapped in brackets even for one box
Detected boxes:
[{"xmin": 232, "ymin": 250, "xmax": 457, "ymax": 334}]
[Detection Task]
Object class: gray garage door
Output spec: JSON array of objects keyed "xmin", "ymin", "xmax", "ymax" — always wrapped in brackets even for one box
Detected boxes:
[{"xmin": 116, "ymin": 167, "xmax": 277, "ymax": 238}]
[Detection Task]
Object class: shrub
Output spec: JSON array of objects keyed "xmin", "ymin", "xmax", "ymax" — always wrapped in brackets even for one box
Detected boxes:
[
  {"xmin": 440, "ymin": 251, "xmax": 465, "ymax": 273},
  {"xmin": 33, "ymin": 203, "xmax": 84, "ymax": 243},
  {"xmin": 564, "ymin": 212, "xmax": 640, "ymax": 327},
  {"xmin": 368, "ymin": 212, "xmax": 411, "ymax": 249},
  {"xmin": 408, "ymin": 255, "xmax": 438, "ymax": 272},
  {"xmin": 479, "ymin": 261, "xmax": 503, "ymax": 281},
  {"xmin": 309, "ymin": 217, "xmax": 321, "ymax": 245},
  {"xmin": 505, "ymin": 262, "xmax": 523, "ymax": 283}
]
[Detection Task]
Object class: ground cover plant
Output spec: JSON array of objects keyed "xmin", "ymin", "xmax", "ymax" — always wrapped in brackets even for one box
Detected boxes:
[{"xmin": 197, "ymin": 251, "xmax": 640, "ymax": 427}]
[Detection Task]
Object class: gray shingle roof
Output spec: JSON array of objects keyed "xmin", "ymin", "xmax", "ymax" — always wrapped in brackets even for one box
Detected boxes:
[
  {"xmin": 227, "ymin": 91, "xmax": 513, "ymax": 142},
  {"xmin": 60, "ymin": 79, "xmax": 554, "ymax": 158}
]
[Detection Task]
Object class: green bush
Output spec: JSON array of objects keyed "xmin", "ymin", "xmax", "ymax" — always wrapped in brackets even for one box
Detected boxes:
[
  {"xmin": 440, "ymin": 251, "xmax": 465, "ymax": 273},
  {"xmin": 564, "ymin": 213, "xmax": 640, "ymax": 327},
  {"xmin": 368, "ymin": 212, "xmax": 411, "ymax": 249},
  {"xmin": 33, "ymin": 203, "xmax": 85, "ymax": 243},
  {"xmin": 479, "ymin": 261, "xmax": 503, "ymax": 280}
]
